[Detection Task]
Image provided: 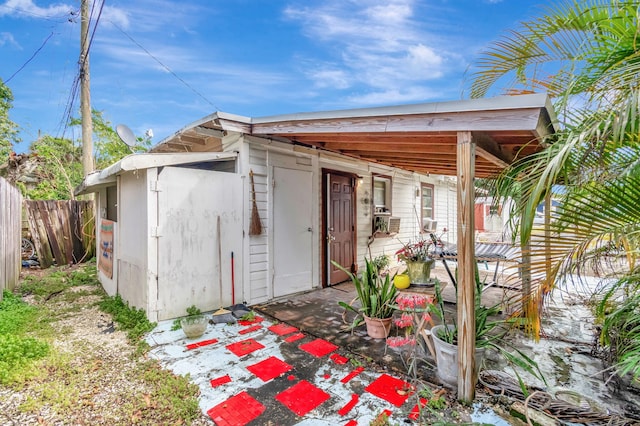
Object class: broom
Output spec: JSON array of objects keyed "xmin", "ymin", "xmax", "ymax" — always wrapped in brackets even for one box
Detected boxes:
[
  {"xmin": 212, "ymin": 215, "xmax": 234, "ymax": 323},
  {"xmin": 249, "ymin": 170, "xmax": 262, "ymax": 236}
]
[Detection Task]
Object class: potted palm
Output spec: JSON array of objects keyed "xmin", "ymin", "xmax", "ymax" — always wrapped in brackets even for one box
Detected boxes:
[{"xmin": 333, "ymin": 258, "xmax": 398, "ymax": 339}]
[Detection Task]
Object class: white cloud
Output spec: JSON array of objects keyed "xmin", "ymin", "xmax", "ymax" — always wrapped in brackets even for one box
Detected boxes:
[
  {"xmin": 0, "ymin": 31, "xmax": 20, "ymax": 48},
  {"xmin": 284, "ymin": 0, "xmax": 452, "ymax": 100},
  {"xmin": 309, "ymin": 68, "xmax": 351, "ymax": 89},
  {"xmin": 346, "ymin": 86, "xmax": 444, "ymax": 105},
  {"xmin": 101, "ymin": 5, "xmax": 129, "ymax": 29},
  {"xmin": 0, "ymin": 0, "xmax": 75, "ymax": 19}
]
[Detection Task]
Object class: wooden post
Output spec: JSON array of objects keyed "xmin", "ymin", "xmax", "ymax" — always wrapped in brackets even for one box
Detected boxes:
[
  {"xmin": 544, "ymin": 192, "xmax": 552, "ymax": 281},
  {"xmin": 80, "ymin": 0, "xmax": 93, "ymax": 176},
  {"xmin": 520, "ymin": 193, "xmax": 532, "ymax": 319},
  {"xmin": 456, "ymin": 131, "xmax": 476, "ymax": 403}
]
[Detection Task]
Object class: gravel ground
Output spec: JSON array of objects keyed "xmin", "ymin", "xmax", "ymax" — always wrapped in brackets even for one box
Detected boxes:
[{"xmin": 0, "ymin": 268, "xmax": 213, "ymax": 426}]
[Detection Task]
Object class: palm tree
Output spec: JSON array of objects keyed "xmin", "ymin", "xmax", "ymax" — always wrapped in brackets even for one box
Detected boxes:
[{"xmin": 469, "ymin": 0, "xmax": 640, "ymax": 380}]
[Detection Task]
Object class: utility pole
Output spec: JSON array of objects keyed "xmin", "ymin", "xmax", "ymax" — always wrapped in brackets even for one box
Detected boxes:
[{"xmin": 80, "ymin": 0, "xmax": 93, "ymax": 176}]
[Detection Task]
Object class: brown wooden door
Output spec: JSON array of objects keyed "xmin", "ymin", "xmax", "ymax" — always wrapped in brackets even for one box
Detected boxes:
[{"xmin": 328, "ymin": 174, "xmax": 355, "ymax": 285}]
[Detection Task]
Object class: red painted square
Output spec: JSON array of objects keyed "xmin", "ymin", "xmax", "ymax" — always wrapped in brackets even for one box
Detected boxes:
[
  {"xmin": 275, "ymin": 380, "xmax": 331, "ymax": 416},
  {"xmin": 206, "ymin": 391, "xmax": 265, "ymax": 426},
  {"xmin": 226, "ymin": 338, "xmax": 265, "ymax": 357},
  {"xmin": 247, "ymin": 356, "xmax": 293, "ymax": 382},
  {"xmin": 365, "ymin": 374, "xmax": 412, "ymax": 407},
  {"xmin": 210, "ymin": 374, "xmax": 232, "ymax": 388},
  {"xmin": 338, "ymin": 394, "xmax": 359, "ymax": 416},
  {"xmin": 409, "ymin": 398, "xmax": 428, "ymax": 420},
  {"xmin": 330, "ymin": 353, "xmax": 349, "ymax": 364},
  {"xmin": 299, "ymin": 338, "xmax": 338, "ymax": 357},
  {"xmin": 284, "ymin": 332, "xmax": 305, "ymax": 342},
  {"xmin": 239, "ymin": 325, "xmax": 262, "ymax": 335},
  {"xmin": 345, "ymin": 421, "xmax": 358, "ymax": 426},
  {"xmin": 340, "ymin": 366, "xmax": 365, "ymax": 384},
  {"xmin": 238, "ymin": 316, "xmax": 264, "ymax": 326},
  {"xmin": 186, "ymin": 338, "xmax": 218, "ymax": 350},
  {"xmin": 268, "ymin": 323, "xmax": 299, "ymax": 336}
]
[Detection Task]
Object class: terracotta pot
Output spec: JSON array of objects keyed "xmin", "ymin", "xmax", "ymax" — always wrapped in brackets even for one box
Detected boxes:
[
  {"xmin": 393, "ymin": 273, "xmax": 411, "ymax": 289},
  {"xmin": 363, "ymin": 315, "xmax": 392, "ymax": 339}
]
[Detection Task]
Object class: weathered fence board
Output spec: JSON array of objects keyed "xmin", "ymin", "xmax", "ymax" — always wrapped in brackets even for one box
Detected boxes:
[
  {"xmin": 24, "ymin": 200, "xmax": 95, "ymax": 268},
  {"xmin": 0, "ymin": 177, "xmax": 22, "ymax": 297}
]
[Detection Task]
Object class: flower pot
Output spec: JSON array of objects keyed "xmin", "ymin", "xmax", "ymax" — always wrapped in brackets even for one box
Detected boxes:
[
  {"xmin": 405, "ymin": 259, "xmax": 435, "ymax": 286},
  {"xmin": 393, "ymin": 273, "xmax": 411, "ymax": 289},
  {"xmin": 363, "ymin": 315, "xmax": 393, "ymax": 339},
  {"xmin": 429, "ymin": 324, "xmax": 484, "ymax": 387},
  {"xmin": 180, "ymin": 315, "xmax": 208, "ymax": 339}
]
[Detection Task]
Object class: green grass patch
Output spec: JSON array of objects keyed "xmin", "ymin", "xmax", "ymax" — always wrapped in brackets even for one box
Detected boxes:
[
  {"xmin": 99, "ymin": 294, "xmax": 157, "ymax": 343},
  {"xmin": 0, "ymin": 291, "xmax": 50, "ymax": 385},
  {"xmin": 137, "ymin": 360, "xmax": 202, "ymax": 423}
]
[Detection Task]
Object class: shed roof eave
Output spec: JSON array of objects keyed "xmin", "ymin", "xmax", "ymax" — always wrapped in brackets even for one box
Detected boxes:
[
  {"xmin": 151, "ymin": 111, "xmax": 251, "ymax": 151},
  {"xmin": 74, "ymin": 152, "xmax": 239, "ymax": 195}
]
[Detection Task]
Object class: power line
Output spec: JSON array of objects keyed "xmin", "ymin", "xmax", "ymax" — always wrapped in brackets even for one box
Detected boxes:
[
  {"xmin": 58, "ymin": 0, "xmax": 105, "ymax": 142},
  {"xmin": 110, "ymin": 21, "xmax": 220, "ymax": 111},
  {"xmin": 5, "ymin": 32, "xmax": 54, "ymax": 83}
]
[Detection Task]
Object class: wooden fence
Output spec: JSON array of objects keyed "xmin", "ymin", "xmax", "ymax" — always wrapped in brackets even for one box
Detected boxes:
[
  {"xmin": 24, "ymin": 200, "xmax": 95, "ymax": 268},
  {"xmin": 0, "ymin": 177, "xmax": 22, "ymax": 296}
]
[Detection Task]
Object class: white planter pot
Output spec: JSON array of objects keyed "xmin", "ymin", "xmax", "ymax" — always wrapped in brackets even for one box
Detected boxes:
[{"xmin": 430, "ymin": 324, "xmax": 484, "ymax": 388}]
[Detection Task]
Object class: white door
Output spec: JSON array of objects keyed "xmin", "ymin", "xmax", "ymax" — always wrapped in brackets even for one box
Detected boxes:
[
  {"xmin": 156, "ymin": 166, "xmax": 242, "ymax": 320},
  {"xmin": 273, "ymin": 167, "xmax": 313, "ymax": 298}
]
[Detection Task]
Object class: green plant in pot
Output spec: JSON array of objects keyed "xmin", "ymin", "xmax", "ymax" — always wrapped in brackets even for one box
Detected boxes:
[
  {"xmin": 426, "ymin": 269, "xmax": 546, "ymax": 389},
  {"xmin": 333, "ymin": 258, "xmax": 398, "ymax": 339},
  {"xmin": 172, "ymin": 305, "xmax": 208, "ymax": 339}
]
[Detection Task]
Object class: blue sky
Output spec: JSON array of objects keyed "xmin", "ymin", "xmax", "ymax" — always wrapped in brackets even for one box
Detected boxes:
[{"xmin": 1, "ymin": 0, "xmax": 552, "ymax": 153}]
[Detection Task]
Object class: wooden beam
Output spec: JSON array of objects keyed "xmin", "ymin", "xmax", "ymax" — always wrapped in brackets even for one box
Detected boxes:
[
  {"xmin": 456, "ymin": 131, "xmax": 476, "ymax": 403},
  {"xmin": 194, "ymin": 126, "xmax": 225, "ymax": 138},
  {"xmin": 179, "ymin": 134, "xmax": 207, "ymax": 145},
  {"xmin": 323, "ymin": 142, "xmax": 459, "ymax": 154},
  {"xmin": 252, "ymin": 108, "xmax": 542, "ymax": 134},
  {"xmin": 472, "ymin": 132, "xmax": 513, "ymax": 168}
]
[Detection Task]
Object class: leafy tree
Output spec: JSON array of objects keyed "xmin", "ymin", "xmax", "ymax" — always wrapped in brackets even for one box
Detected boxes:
[
  {"xmin": 26, "ymin": 135, "xmax": 83, "ymax": 200},
  {"xmin": 20, "ymin": 110, "xmax": 150, "ymax": 200},
  {"xmin": 70, "ymin": 110, "xmax": 151, "ymax": 169},
  {"xmin": 0, "ymin": 79, "xmax": 20, "ymax": 158},
  {"xmin": 470, "ymin": 0, "xmax": 640, "ymax": 379}
]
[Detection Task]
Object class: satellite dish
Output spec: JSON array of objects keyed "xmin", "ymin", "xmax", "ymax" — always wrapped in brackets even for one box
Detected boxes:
[{"xmin": 116, "ymin": 124, "xmax": 137, "ymax": 148}]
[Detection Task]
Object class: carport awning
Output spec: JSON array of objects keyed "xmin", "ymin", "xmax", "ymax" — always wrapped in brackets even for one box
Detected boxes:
[{"xmin": 150, "ymin": 93, "xmax": 556, "ymax": 178}]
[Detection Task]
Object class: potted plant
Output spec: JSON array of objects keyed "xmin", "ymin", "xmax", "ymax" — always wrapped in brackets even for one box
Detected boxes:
[
  {"xmin": 424, "ymin": 273, "xmax": 545, "ymax": 388},
  {"xmin": 333, "ymin": 258, "xmax": 398, "ymax": 339},
  {"xmin": 172, "ymin": 305, "xmax": 208, "ymax": 339},
  {"xmin": 395, "ymin": 237, "xmax": 436, "ymax": 286}
]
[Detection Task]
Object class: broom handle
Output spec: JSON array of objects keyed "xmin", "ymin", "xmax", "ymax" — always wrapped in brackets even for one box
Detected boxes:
[
  {"xmin": 249, "ymin": 170, "xmax": 256, "ymax": 202},
  {"xmin": 217, "ymin": 215, "xmax": 223, "ymax": 308}
]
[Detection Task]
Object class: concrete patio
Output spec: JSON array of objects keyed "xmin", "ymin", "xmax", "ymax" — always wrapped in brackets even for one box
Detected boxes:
[{"xmin": 144, "ymin": 261, "xmax": 521, "ymax": 425}]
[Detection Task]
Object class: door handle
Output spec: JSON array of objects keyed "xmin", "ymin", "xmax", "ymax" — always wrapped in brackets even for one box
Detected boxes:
[
  {"xmin": 327, "ymin": 233, "xmax": 336, "ymax": 241},
  {"xmin": 307, "ymin": 227, "xmax": 313, "ymax": 232}
]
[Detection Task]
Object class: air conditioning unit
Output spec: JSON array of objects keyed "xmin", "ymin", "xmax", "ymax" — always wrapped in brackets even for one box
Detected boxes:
[
  {"xmin": 423, "ymin": 218, "xmax": 437, "ymax": 232},
  {"xmin": 375, "ymin": 215, "xmax": 401, "ymax": 234}
]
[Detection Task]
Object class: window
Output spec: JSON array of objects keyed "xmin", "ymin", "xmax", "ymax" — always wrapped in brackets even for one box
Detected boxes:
[
  {"xmin": 372, "ymin": 174, "xmax": 392, "ymax": 214},
  {"xmin": 106, "ymin": 185, "xmax": 118, "ymax": 221},
  {"xmin": 421, "ymin": 183, "xmax": 434, "ymax": 232}
]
